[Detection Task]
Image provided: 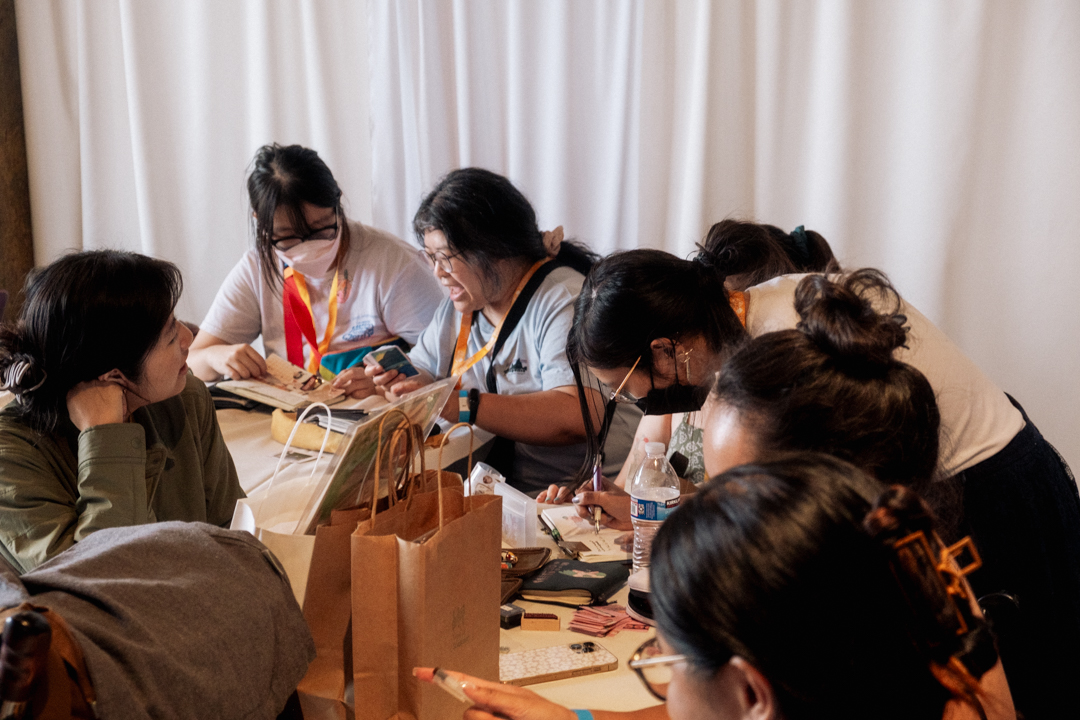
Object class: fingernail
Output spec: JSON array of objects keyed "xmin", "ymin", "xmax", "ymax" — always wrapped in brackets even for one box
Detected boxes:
[{"xmin": 571, "ymin": 496, "xmax": 581, "ymax": 504}]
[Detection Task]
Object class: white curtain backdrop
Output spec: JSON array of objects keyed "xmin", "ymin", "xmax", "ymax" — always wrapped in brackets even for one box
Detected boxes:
[
  {"xmin": 14, "ymin": 0, "xmax": 373, "ymax": 324},
  {"xmin": 16, "ymin": 1, "xmax": 1080, "ymax": 467}
]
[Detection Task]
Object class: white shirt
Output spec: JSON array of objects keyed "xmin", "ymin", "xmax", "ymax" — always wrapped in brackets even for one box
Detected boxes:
[
  {"xmin": 745, "ymin": 275, "xmax": 1026, "ymax": 477},
  {"xmin": 200, "ymin": 220, "xmax": 444, "ymax": 365}
]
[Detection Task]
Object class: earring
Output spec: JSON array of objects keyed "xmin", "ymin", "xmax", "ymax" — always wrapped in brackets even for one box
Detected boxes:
[{"xmin": 679, "ymin": 348, "xmax": 694, "ymax": 384}]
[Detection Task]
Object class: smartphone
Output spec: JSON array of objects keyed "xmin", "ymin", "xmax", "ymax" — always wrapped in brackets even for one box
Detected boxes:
[
  {"xmin": 362, "ymin": 345, "xmax": 419, "ymax": 378},
  {"xmin": 499, "ymin": 642, "xmax": 618, "ymax": 686}
]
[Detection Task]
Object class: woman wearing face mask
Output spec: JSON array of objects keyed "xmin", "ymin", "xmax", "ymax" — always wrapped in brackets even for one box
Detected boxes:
[
  {"xmin": 189, "ymin": 144, "xmax": 443, "ymax": 396},
  {"xmin": 417, "ymin": 455, "xmax": 1015, "ymax": 720},
  {"xmin": 0, "ymin": 251, "xmax": 243, "ymax": 573},
  {"xmin": 367, "ymin": 168, "xmax": 637, "ymax": 493},
  {"xmin": 538, "ymin": 220, "xmax": 837, "ymax": 504}
]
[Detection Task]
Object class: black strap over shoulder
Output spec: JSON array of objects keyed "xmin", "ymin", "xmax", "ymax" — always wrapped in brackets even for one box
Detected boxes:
[{"xmin": 484, "ymin": 260, "xmax": 563, "ymax": 393}]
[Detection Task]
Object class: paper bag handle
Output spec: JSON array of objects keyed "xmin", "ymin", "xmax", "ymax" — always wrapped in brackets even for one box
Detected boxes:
[
  {"xmin": 368, "ymin": 408, "xmax": 415, "ymax": 529},
  {"xmin": 434, "ymin": 422, "xmax": 475, "ymax": 528}
]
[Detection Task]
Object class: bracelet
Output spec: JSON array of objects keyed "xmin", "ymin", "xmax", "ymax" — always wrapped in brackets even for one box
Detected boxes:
[
  {"xmin": 458, "ymin": 389, "xmax": 470, "ymax": 423},
  {"xmin": 468, "ymin": 388, "xmax": 480, "ymax": 425},
  {"xmin": 572, "ymin": 711, "xmax": 594, "ymax": 720}
]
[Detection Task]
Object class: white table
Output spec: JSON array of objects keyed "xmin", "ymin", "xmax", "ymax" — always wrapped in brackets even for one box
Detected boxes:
[{"xmin": 500, "ymin": 507, "xmax": 660, "ymax": 713}]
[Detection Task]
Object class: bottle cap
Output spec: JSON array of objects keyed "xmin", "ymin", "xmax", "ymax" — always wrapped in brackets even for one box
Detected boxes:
[{"xmin": 644, "ymin": 441, "xmax": 666, "ymax": 456}]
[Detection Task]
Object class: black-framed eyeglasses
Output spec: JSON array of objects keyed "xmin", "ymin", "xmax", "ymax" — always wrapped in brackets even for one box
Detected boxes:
[
  {"xmin": 419, "ymin": 248, "xmax": 464, "ymax": 274},
  {"xmin": 271, "ymin": 209, "xmax": 340, "ymax": 250},
  {"xmin": 629, "ymin": 637, "xmax": 686, "ymax": 701}
]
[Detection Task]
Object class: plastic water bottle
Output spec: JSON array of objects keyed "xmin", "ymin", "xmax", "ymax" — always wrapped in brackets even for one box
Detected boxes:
[{"xmin": 629, "ymin": 441, "xmax": 680, "ymax": 575}]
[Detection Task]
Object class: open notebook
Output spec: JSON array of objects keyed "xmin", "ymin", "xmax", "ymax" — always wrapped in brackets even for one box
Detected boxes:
[
  {"xmin": 215, "ymin": 354, "xmax": 345, "ymax": 411},
  {"xmin": 540, "ymin": 505, "xmax": 632, "ymax": 563}
]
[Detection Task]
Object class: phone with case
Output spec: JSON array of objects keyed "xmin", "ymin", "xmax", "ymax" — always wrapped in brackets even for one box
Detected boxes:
[
  {"xmin": 362, "ymin": 345, "xmax": 419, "ymax": 377},
  {"xmin": 499, "ymin": 642, "xmax": 618, "ymax": 686}
]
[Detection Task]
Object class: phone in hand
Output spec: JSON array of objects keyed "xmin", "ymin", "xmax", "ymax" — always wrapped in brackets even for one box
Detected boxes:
[{"xmin": 362, "ymin": 345, "xmax": 419, "ymax": 378}]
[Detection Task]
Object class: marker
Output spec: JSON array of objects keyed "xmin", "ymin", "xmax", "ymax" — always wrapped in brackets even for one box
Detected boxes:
[{"xmin": 431, "ymin": 668, "xmax": 472, "ymax": 705}]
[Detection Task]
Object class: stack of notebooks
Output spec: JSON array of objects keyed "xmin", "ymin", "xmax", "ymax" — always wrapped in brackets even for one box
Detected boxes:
[{"xmin": 518, "ymin": 559, "xmax": 629, "ymax": 607}]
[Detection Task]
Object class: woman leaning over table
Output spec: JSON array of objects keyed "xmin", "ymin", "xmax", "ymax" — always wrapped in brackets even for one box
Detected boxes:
[
  {"xmin": 541, "ymin": 219, "xmax": 838, "ymax": 497},
  {"xmin": 0, "ymin": 250, "xmax": 243, "ymax": 573},
  {"xmin": 367, "ymin": 167, "xmax": 637, "ymax": 493},
  {"xmin": 419, "ymin": 455, "xmax": 1015, "ymax": 720},
  {"xmin": 189, "ymin": 143, "xmax": 443, "ymax": 396}
]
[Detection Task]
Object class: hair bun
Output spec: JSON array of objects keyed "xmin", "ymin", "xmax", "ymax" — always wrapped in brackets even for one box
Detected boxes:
[
  {"xmin": 793, "ymin": 269, "xmax": 909, "ymax": 372},
  {"xmin": 862, "ymin": 485, "xmax": 935, "ymax": 543}
]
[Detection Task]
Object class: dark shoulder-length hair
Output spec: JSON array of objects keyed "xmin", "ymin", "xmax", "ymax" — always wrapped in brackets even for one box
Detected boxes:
[
  {"xmin": 413, "ymin": 167, "xmax": 596, "ymax": 288},
  {"xmin": 652, "ymin": 454, "xmax": 998, "ymax": 720},
  {"xmin": 0, "ymin": 250, "xmax": 182, "ymax": 435},
  {"xmin": 247, "ymin": 143, "xmax": 347, "ymax": 289}
]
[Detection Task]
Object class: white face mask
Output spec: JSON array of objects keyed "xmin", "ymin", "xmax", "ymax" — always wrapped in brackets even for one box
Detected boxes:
[{"xmin": 275, "ymin": 235, "xmax": 341, "ymax": 278}]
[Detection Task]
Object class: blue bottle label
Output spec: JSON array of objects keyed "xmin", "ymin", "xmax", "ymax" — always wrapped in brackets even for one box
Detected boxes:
[{"xmin": 631, "ymin": 495, "xmax": 680, "ymax": 521}]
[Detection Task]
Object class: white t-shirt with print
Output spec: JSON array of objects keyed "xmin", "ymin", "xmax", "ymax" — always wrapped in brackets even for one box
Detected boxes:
[
  {"xmin": 200, "ymin": 220, "xmax": 444, "ymax": 366},
  {"xmin": 744, "ymin": 274, "xmax": 1026, "ymax": 478},
  {"xmin": 408, "ymin": 265, "xmax": 637, "ymax": 493}
]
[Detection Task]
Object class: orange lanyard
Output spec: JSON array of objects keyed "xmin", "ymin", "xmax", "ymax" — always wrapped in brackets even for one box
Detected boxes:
[
  {"xmin": 291, "ymin": 268, "xmax": 340, "ymax": 373},
  {"xmin": 451, "ymin": 258, "xmax": 550, "ymax": 380},
  {"xmin": 729, "ymin": 291, "xmax": 747, "ymax": 327}
]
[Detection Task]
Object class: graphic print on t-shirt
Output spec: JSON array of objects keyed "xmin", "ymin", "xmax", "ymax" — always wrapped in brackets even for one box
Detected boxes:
[
  {"xmin": 505, "ymin": 358, "xmax": 528, "ymax": 375},
  {"xmin": 343, "ymin": 314, "xmax": 378, "ymax": 342}
]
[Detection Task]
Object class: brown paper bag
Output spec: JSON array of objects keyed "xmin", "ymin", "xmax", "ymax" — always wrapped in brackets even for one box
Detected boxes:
[
  {"xmin": 296, "ymin": 412, "xmax": 413, "ymax": 719},
  {"xmin": 298, "ymin": 413, "xmax": 496, "ymax": 720},
  {"xmin": 351, "ymin": 423, "xmax": 500, "ymax": 720}
]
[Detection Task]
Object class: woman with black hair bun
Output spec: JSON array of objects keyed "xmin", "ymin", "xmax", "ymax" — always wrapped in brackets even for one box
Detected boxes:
[
  {"xmin": 0, "ymin": 250, "xmax": 243, "ymax": 573},
  {"xmin": 567, "ymin": 252, "xmax": 1077, "ymax": 718},
  {"xmin": 190, "ymin": 143, "xmax": 443, "ymax": 397},
  {"xmin": 366, "ymin": 168, "xmax": 637, "ymax": 492},
  {"xmin": 417, "ymin": 455, "xmax": 1015, "ymax": 720},
  {"xmin": 696, "ymin": 270, "xmax": 1072, "ymax": 719}
]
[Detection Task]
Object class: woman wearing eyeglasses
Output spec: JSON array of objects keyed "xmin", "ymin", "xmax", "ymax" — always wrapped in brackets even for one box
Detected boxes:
[
  {"xmin": 538, "ymin": 220, "xmax": 837, "ymax": 510},
  {"xmin": 189, "ymin": 144, "xmax": 443, "ymax": 396},
  {"xmin": 416, "ymin": 455, "xmax": 1015, "ymax": 720},
  {"xmin": 366, "ymin": 168, "xmax": 637, "ymax": 492}
]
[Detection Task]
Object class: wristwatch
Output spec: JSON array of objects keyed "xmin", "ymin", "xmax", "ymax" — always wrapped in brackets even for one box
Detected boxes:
[{"xmin": 458, "ymin": 388, "xmax": 481, "ymax": 424}]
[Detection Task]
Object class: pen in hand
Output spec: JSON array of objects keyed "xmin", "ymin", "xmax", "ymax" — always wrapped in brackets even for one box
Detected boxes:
[{"xmin": 591, "ymin": 463, "xmax": 603, "ymax": 534}]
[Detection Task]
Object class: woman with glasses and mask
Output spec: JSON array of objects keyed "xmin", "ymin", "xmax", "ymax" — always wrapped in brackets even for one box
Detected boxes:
[
  {"xmin": 366, "ymin": 168, "xmax": 637, "ymax": 493},
  {"xmin": 189, "ymin": 144, "xmax": 442, "ymax": 397},
  {"xmin": 416, "ymin": 454, "xmax": 1015, "ymax": 720},
  {"xmin": 538, "ymin": 219, "xmax": 837, "ymax": 512}
]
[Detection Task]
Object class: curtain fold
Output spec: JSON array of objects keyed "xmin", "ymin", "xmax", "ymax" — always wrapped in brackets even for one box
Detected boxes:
[{"xmin": 15, "ymin": 0, "xmax": 1080, "ymax": 466}]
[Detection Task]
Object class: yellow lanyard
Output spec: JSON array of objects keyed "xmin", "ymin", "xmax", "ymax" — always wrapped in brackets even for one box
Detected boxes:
[
  {"xmin": 291, "ymin": 269, "xmax": 340, "ymax": 373},
  {"xmin": 451, "ymin": 258, "xmax": 551, "ymax": 380}
]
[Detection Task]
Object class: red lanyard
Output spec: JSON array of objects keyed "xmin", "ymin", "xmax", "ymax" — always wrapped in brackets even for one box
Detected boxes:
[{"xmin": 282, "ymin": 266, "xmax": 339, "ymax": 373}]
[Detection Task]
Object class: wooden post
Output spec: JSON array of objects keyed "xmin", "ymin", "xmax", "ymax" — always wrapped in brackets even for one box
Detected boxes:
[{"xmin": 0, "ymin": 0, "xmax": 34, "ymax": 321}]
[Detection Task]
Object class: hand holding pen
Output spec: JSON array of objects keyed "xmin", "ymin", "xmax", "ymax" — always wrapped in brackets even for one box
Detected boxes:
[{"xmin": 590, "ymin": 463, "xmax": 603, "ymax": 534}]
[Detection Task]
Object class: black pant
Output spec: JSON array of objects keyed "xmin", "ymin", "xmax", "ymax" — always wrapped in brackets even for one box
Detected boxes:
[{"xmin": 949, "ymin": 397, "xmax": 1080, "ymax": 720}]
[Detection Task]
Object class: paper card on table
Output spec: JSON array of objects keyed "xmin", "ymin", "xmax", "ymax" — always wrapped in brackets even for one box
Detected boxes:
[{"xmin": 540, "ymin": 505, "xmax": 631, "ymax": 562}]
